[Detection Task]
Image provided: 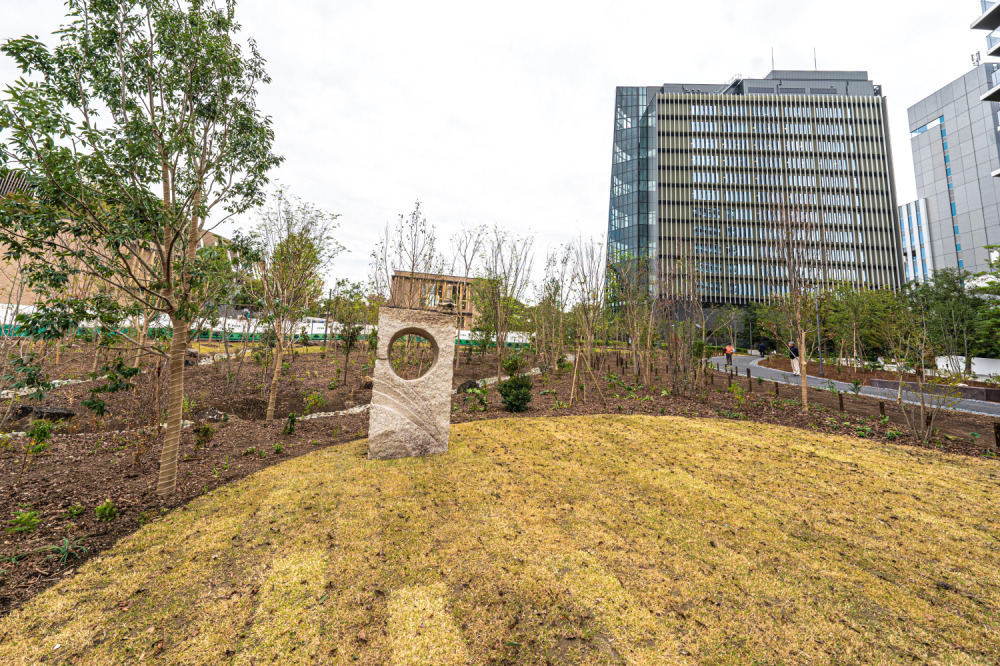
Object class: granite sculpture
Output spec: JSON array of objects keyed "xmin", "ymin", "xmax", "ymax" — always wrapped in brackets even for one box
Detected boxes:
[{"xmin": 368, "ymin": 307, "xmax": 455, "ymax": 460}]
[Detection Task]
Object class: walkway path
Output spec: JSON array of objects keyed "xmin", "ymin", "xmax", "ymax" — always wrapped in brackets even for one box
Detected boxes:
[{"xmin": 710, "ymin": 354, "xmax": 1000, "ymax": 419}]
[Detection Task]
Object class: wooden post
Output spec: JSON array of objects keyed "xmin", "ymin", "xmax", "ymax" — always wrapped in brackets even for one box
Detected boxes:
[
  {"xmin": 747, "ymin": 369, "xmax": 752, "ymax": 393},
  {"xmin": 838, "ymin": 393, "xmax": 844, "ymax": 413},
  {"xmin": 710, "ymin": 372, "xmax": 715, "ymax": 385},
  {"xmin": 727, "ymin": 372, "xmax": 732, "ymax": 388},
  {"xmin": 774, "ymin": 381, "xmax": 779, "ymax": 397},
  {"xmin": 994, "ymin": 423, "xmax": 1000, "ymax": 452},
  {"xmin": 879, "ymin": 401, "xmax": 886, "ymax": 417}
]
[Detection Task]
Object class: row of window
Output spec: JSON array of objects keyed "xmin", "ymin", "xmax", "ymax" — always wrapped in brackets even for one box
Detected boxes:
[
  {"xmin": 688, "ymin": 105, "xmax": 851, "ymax": 119},
  {"xmin": 684, "ymin": 137, "xmax": 861, "ymax": 154}
]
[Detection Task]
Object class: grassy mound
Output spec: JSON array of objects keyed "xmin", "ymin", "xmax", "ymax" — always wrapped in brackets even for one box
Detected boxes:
[{"xmin": 2, "ymin": 416, "xmax": 999, "ymax": 664}]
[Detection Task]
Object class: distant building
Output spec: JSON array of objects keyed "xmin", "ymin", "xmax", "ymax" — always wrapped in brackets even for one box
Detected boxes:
[
  {"xmin": 608, "ymin": 70, "xmax": 904, "ymax": 305},
  {"xmin": 907, "ymin": 65, "xmax": 1000, "ymax": 276},
  {"xmin": 897, "ymin": 199, "xmax": 934, "ymax": 283},
  {"xmin": 0, "ymin": 173, "xmax": 231, "ymax": 307},
  {"xmin": 389, "ymin": 271, "xmax": 477, "ymax": 331}
]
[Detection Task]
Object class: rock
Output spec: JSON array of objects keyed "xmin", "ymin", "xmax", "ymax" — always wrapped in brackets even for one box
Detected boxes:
[
  {"xmin": 361, "ymin": 376, "xmax": 374, "ymax": 389},
  {"xmin": 195, "ymin": 407, "xmax": 230, "ymax": 424},
  {"xmin": 13, "ymin": 405, "xmax": 33, "ymax": 420},
  {"xmin": 300, "ymin": 336, "xmax": 315, "ymax": 347},
  {"xmin": 368, "ymin": 307, "xmax": 455, "ymax": 461},
  {"xmin": 457, "ymin": 379, "xmax": 480, "ymax": 393},
  {"xmin": 32, "ymin": 406, "xmax": 76, "ymax": 421}
]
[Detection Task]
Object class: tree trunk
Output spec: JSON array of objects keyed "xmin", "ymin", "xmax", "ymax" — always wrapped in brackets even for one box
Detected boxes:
[
  {"xmin": 156, "ymin": 315, "xmax": 188, "ymax": 497},
  {"xmin": 266, "ymin": 335, "xmax": 283, "ymax": 421},
  {"xmin": 799, "ymin": 328, "xmax": 809, "ymax": 412}
]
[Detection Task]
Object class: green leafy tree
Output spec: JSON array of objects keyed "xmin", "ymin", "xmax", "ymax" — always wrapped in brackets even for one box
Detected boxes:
[
  {"xmin": 245, "ymin": 188, "xmax": 340, "ymax": 420},
  {"xmin": 907, "ymin": 269, "xmax": 984, "ymax": 375},
  {"xmin": 0, "ymin": 0, "xmax": 282, "ymax": 496}
]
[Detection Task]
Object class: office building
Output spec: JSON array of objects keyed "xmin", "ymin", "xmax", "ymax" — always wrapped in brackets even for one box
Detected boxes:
[
  {"xmin": 908, "ymin": 65, "xmax": 1000, "ymax": 276},
  {"xmin": 608, "ymin": 70, "xmax": 904, "ymax": 305},
  {"xmin": 897, "ymin": 199, "xmax": 934, "ymax": 282}
]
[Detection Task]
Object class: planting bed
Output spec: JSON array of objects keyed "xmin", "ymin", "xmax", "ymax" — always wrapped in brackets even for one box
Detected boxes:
[{"xmin": 1, "ymin": 346, "xmax": 998, "ymax": 619}]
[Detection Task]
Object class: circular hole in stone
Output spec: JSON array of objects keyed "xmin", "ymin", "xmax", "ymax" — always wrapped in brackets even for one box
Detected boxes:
[{"xmin": 388, "ymin": 330, "xmax": 437, "ymax": 380}]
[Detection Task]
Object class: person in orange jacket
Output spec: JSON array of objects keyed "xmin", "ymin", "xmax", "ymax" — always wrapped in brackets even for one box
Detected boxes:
[{"xmin": 724, "ymin": 343, "xmax": 735, "ymax": 367}]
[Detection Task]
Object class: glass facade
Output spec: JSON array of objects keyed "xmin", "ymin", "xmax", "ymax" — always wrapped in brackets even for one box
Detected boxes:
[{"xmin": 608, "ymin": 88, "xmax": 657, "ymax": 283}]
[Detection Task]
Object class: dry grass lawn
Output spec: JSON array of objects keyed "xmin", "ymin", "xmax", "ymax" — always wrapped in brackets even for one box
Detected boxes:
[{"xmin": 2, "ymin": 415, "xmax": 999, "ymax": 664}]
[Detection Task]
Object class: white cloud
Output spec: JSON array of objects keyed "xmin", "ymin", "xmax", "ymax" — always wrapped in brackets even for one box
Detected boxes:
[{"xmin": 1, "ymin": 0, "xmax": 988, "ymax": 283}]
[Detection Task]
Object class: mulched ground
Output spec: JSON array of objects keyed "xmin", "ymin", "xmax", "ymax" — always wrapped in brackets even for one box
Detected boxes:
[{"xmin": 1, "ymin": 345, "xmax": 998, "ymax": 618}]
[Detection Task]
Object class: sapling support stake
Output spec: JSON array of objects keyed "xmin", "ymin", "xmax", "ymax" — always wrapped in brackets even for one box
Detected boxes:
[
  {"xmin": 993, "ymin": 423, "xmax": 1000, "ymax": 452},
  {"xmin": 879, "ymin": 401, "xmax": 886, "ymax": 417}
]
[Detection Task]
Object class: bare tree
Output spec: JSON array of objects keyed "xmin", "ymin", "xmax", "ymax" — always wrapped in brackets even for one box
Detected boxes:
[
  {"xmin": 656, "ymin": 259, "xmax": 709, "ymax": 399},
  {"xmin": 478, "ymin": 226, "xmax": 534, "ymax": 378},
  {"xmin": 247, "ymin": 188, "xmax": 341, "ymax": 421},
  {"xmin": 534, "ymin": 246, "xmax": 574, "ymax": 374},
  {"xmin": 765, "ymin": 204, "xmax": 818, "ymax": 411},
  {"xmin": 370, "ymin": 201, "xmax": 446, "ymax": 307}
]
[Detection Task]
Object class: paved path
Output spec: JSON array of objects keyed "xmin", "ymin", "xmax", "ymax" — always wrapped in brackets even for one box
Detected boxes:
[{"xmin": 710, "ymin": 354, "xmax": 1000, "ymax": 419}]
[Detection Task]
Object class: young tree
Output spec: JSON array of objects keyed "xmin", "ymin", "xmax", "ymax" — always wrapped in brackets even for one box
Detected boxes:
[
  {"xmin": 246, "ymin": 188, "xmax": 341, "ymax": 421},
  {"xmin": 765, "ymin": 204, "xmax": 818, "ymax": 411},
  {"xmin": 370, "ymin": 201, "xmax": 446, "ymax": 306},
  {"xmin": 569, "ymin": 235, "xmax": 606, "ymax": 377},
  {"xmin": 0, "ymin": 0, "xmax": 281, "ymax": 496},
  {"xmin": 478, "ymin": 226, "xmax": 534, "ymax": 378},
  {"xmin": 533, "ymin": 246, "xmax": 574, "ymax": 374},
  {"xmin": 607, "ymin": 249, "xmax": 652, "ymax": 380},
  {"xmin": 910, "ymin": 268, "xmax": 984, "ymax": 375}
]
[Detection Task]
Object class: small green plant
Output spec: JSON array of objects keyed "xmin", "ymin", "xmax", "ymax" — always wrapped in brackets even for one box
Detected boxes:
[
  {"xmin": 282, "ymin": 413, "xmax": 298, "ymax": 436},
  {"xmin": 970, "ymin": 432, "xmax": 981, "ymax": 443},
  {"xmin": 39, "ymin": 537, "xmax": 88, "ymax": 566},
  {"xmin": 193, "ymin": 423, "xmax": 216, "ymax": 450},
  {"xmin": 136, "ymin": 510, "xmax": 156, "ymax": 525},
  {"xmin": 855, "ymin": 426, "xmax": 873, "ymax": 438},
  {"xmin": 463, "ymin": 386, "xmax": 489, "ymax": 413},
  {"xmin": 95, "ymin": 499, "xmax": 118, "ymax": 522},
  {"xmin": 556, "ymin": 355, "xmax": 573, "ymax": 372},
  {"xmin": 727, "ymin": 384, "xmax": 750, "ymax": 409},
  {"xmin": 332, "ymin": 425, "xmax": 342, "ymax": 437},
  {"xmin": 7, "ymin": 509, "xmax": 41, "ymax": 534},
  {"xmin": 715, "ymin": 409, "xmax": 746, "ymax": 420},
  {"xmin": 64, "ymin": 503, "xmax": 85, "ymax": 519},
  {"xmin": 273, "ymin": 442, "xmax": 284, "ymax": 454},
  {"xmin": 879, "ymin": 415, "xmax": 890, "ymax": 427},
  {"xmin": 551, "ymin": 400, "xmax": 570, "ymax": 410},
  {"xmin": 886, "ymin": 429, "xmax": 902, "ymax": 441},
  {"xmin": 849, "ymin": 380, "xmax": 863, "ymax": 396},
  {"xmin": 304, "ymin": 391, "xmax": 326, "ymax": 415},
  {"xmin": 242, "ymin": 446, "xmax": 258, "ymax": 456}
]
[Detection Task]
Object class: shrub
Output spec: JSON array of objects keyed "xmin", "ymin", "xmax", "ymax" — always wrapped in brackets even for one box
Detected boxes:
[
  {"xmin": 556, "ymin": 355, "xmax": 573, "ymax": 372},
  {"xmin": 282, "ymin": 413, "xmax": 298, "ymax": 436},
  {"xmin": 64, "ymin": 503, "xmax": 85, "ymax": 519},
  {"xmin": 7, "ymin": 509, "xmax": 41, "ymax": 534},
  {"xmin": 193, "ymin": 423, "xmax": 216, "ymax": 449},
  {"xmin": 304, "ymin": 391, "xmax": 326, "ymax": 414},
  {"xmin": 498, "ymin": 375, "xmax": 533, "ymax": 413},
  {"xmin": 95, "ymin": 499, "xmax": 117, "ymax": 522},
  {"xmin": 273, "ymin": 442, "xmax": 284, "ymax": 454}
]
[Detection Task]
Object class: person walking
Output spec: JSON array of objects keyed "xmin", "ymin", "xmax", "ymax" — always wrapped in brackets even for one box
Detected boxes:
[
  {"xmin": 788, "ymin": 341, "xmax": 800, "ymax": 376},
  {"xmin": 724, "ymin": 343, "xmax": 735, "ymax": 367},
  {"xmin": 757, "ymin": 341, "xmax": 767, "ymax": 357}
]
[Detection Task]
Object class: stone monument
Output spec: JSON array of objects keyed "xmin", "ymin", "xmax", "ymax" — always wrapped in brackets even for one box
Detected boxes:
[{"xmin": 368, "ymin": 306, "xmax": 456, "ymax": 460}]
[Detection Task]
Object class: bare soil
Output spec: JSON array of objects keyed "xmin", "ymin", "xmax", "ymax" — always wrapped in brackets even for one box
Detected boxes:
[{"xmin": 1, "ymin": 345, "xmax": 998, "ymax": 618}]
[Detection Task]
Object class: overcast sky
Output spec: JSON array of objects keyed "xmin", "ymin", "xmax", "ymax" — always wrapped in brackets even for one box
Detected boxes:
[{"xmin": 1, "ymin": 0, "xmax": 989, "ymax": 284}]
